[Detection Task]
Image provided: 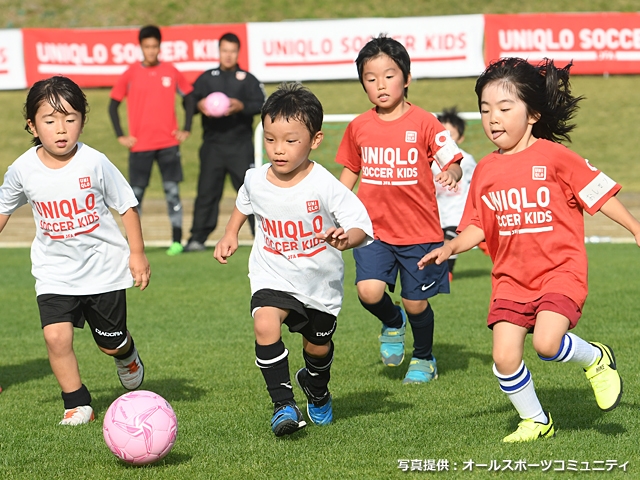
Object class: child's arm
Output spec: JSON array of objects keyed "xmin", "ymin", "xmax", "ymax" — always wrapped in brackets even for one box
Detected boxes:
[
  {"xmin": 417, "ymin": 224, "xmax": 485, "ymax": 269},
  {"xmin": 120, "ymin": 207, "xmax": 150, "ymax": 291},
  {"xmin": 213, "ymin": 206, "xmax": 247, "ymax": 264},
  {"xmin": 434, "ymin": 162, "xmax": 462, "ymax": 191},
  {"xmin": 316, "ymin": 226, "xmax": 367, "ymax": 251},
  {"xmin": 339, "ymin": 167, "xmax": 360, "ymax": 191},
  {"xmin": 0, "ymin": 214, "xmax": 10, "ymax": 234},
  {"xmin": 599, "ymin": 196, "xmax": 640, "ymax": 246}
]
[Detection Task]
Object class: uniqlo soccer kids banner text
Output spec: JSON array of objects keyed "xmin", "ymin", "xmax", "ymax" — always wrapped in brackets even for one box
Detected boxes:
[
  {"xmin": 246, "ymin": 15, "xmax": 486, "ymax": 82},
  {"xmin": 484, "ymin": 13, "xmax": 640, "ymax": 75},
  {"xmin": 0, "ymin": 30, "xmax": 27, "ymax": 90},
  {"xmin": 22, "ymin": 24, "xmax": 249, "ymax": 87}
]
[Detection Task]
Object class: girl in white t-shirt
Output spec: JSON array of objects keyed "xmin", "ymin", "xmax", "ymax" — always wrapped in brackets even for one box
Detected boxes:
[{"xmin": 0, "ymin": 76, "xmax": 150, "ymax": 425}]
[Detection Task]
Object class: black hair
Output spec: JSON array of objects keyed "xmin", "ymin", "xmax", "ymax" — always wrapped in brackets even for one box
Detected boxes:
[
  {"xmin": 139, "ymin": 25, "xmax": 161, "ymax": 43},
  {"xmin": 475, "ymin": 57, "xmax": 583, "ymax": 143},
  {"xmin": 437, "ymin": 106, "xmax": 466, "ymax": 137},
  {"xmin": 219, "ymin": 32, "xmax": 240, "ymax": 48},
  {"xmin": 261, "ymin": 83, "xmax": 323, "ymax": 138},
  {"xmin": 355, "ymin": 34, "xmax": 411, "ymax": 98},
  {"xmin": 24, "ymin": 76, "xmax": 89, "ymax": 145}
]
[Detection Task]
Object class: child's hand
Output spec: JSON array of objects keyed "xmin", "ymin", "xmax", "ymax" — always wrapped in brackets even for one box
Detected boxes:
[
  {"xmin": 417, "ymin": 245, "xmax": 453, "ymax": 270},
  {"xmin": 317, "ymin": 227, "xmax": 350, "ymax": 251},
  {"xmin": 214, "ymin": 234, "xmax": 238, "ymax": 264},
  {"xmin": 435, "ymin": 170, "xmax": 459, "ymax": 192},
  {"xmin": 129, "ymin": 252, "xmax": 150, "ymax": 291}
]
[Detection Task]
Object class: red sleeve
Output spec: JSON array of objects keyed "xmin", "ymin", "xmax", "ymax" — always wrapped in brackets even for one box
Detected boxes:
[
  {"xmin": 175, "ymin": 67, "xmax": 194, "ymax": 96},
  {"xmin": 110, "ymin": 66, "xmax": 132, "ymax": 102},
  {"xmin": 335, "ymin": 121, "xmax": 362, "ymax": 173}
]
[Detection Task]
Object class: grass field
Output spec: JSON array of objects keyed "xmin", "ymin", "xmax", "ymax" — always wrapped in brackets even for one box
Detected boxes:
[{"xmin": 0, "ymin": 244, "xmax": 639, "ymax": 479}]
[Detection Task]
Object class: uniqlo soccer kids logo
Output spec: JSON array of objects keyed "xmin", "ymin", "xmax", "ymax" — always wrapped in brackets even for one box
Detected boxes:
[
  {"xmin": 79, "ymin": 177, "xmax": 91, "ymax": 189},
  {"xmin": 405, "ymin": 131, "xmax": 417, "ymax": 143},
  {"xmin": 532, "ymin": 166, "xmax": 546, "ymax": 181},
  {"xmin": 306, "ymin": 200, "xmax": 320, "ymax": 213}
]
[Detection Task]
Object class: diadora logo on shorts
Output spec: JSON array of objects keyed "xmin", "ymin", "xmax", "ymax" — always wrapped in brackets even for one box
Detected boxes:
[
  {"xmin": 532, "ymin": 166, "xmax": 547, "ymax": 181},
  {"xmin": 306, "ymin": 200, "xmax": 320, "ymax": 213},
  {"xmin": 161, "ymin": 76, "xmax": 172, "ymax": 87},
  {"xmin": 79, "ymin": 177, "xmax": 91, "ymax": 189},
  {"xmin": 94, "ymin": 328, "xmax": 123, "ymax": 337},
  {"xmin": 405, "ymin": 131, "xmax": 417, "ymax": 143}
]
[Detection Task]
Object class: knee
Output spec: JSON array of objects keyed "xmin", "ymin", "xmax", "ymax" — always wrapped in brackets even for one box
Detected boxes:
[
  {"xmin": 43, "ymin": 326, "xmax": 73, "ymax": 354},
  {"xmin": 357, "ymin": 283, "xmax": 384, "ymax": 305},
  {"xmin": 532, "ymin": 336, "xmax": 563, "ymax": 359},
  {"xmin": 492, "ymin": 348, "xmax": 522, "ymax": 375},
  {"xmin": 402, "ymin": 299, "xmax": 429, "ymax": 316},
  {"xmin": 304, "ymin": 342, "xmax": 330, "ymax": 358}
]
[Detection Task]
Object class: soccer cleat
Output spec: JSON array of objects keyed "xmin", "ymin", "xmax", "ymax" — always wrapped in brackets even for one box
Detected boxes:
[
  {"xmin": 379, "ymin": 307, "xmax": 406, "ymax": 366},
  {"xmin": 295, "ymin": 368, "xmax": 333, "ymax": 425},
  {"xmin": 271, "ymin": 403, "xmax": 307, "ymax": 437},
  {"xmin": 166, "ymin": 242, "xmax": 184, "ymax": 256},
  {"xmin": 115, "ymin": 349, "xmax": 145, "ymax": 390},
  {"xmin": 503, "ymin": 412, "xmax": 555, "ymax": 443},
  {"xmin": 584, "ymin": 342, "xmax": 623, "ymax": 411},
  {"xmin": 184, "ymin": 240, "xmax": 206, "ymax": 252},
  {"xmin": 402, "ymin": 357, "xmax": 438, "ymax": 384},
  {"xmin": 59, "ymin": 405, "xmax": 95, "ymax": 426}
]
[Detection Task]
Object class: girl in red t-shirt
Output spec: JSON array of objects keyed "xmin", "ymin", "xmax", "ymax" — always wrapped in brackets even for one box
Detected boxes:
[{"xmin": 420, "ymin": 57, "xmax": 640, "ymax": 443}]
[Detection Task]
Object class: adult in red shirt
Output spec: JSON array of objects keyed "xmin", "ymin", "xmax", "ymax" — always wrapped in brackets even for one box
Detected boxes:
[
  {"xmin": 109, "ymin": 25, "xmax": 195, "ymax": 256},
  {"xmin": 420, "ymin": 58, "xmax": 640, "ymax": 443}
]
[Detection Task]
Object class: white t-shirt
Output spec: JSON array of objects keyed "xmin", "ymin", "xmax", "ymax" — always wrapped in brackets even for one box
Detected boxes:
[
  {"xmin": 0, "ymin": 143, "xmax": 138, "ymax": 296},
  {"xmin": 237, "ymin": 162, "xmax": 373, "ymax": 316},
  {"xmin": 431, "ymin": 148, "xmax": 477, "ymax": 227}
]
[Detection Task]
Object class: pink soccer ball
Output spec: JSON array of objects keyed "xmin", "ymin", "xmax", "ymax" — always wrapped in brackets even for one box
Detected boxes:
[
  {"xmin": 103, "ymin": 390, "xmax": 177, "ymax": 465},
  {"xmin": 203, "ymin": 91, "xmax": 230, "ymax": 117}
]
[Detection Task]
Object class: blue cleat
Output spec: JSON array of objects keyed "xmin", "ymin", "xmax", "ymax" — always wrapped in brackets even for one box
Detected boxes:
[
  {"xmin": 379, "ymin": 307, "xmax": 406, "ymax": 366},
  {"xmin": 295, "ymin": 368, "xmax": 333, "ymax": 425},
  {"xmin": 402, "ymin": 357, "xmax": 438, "ymax": 384},
  {"xmin": 271, "ymin": 403, "xmax": 306, "ymax": 437}
]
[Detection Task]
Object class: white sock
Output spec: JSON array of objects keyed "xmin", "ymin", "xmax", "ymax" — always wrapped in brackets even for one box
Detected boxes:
[
  {"xmin": 493, "ymin": 362, "xmax": 548, "ymax": 423},
  {"xmin": 538, "ymin": 333, "xmax": 599, "ymax": 367}
]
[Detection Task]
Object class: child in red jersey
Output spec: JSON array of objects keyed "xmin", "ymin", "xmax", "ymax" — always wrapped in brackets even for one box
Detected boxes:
[
  {"xmin": 336, "ymin": 35, "xmax": 462, "ymax": 384},
  {"xmin": 420, "ymin": 57, "xmax": 640, "ymax": 442}
]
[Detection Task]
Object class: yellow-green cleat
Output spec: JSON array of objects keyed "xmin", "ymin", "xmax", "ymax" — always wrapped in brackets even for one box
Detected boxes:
[
  {"xmin": 585, "ymin": 342, "xmax": 623, "ymax": 412},
  {"xmin": 166, "ymin": 242, "xmax": 184, "ymax": 256},
  {"xmin": 503, "ymin": 412, "xmax": 555, "ymax": 443}
]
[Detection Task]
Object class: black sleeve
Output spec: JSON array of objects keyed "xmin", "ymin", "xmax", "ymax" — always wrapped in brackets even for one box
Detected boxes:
[
  {"xmin": 242, "ymin": 75, "xmax": 266, "ymax": 117},
  {"xmin": 108, "ymin": 99, "xmax": 125, "ymax": 138},
  {"xmin": 182, "ymin": 93, "xmax": 195, "ymax": 132}
]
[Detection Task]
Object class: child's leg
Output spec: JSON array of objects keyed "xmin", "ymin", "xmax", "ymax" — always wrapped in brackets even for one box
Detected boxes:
[
  {"xmin": 401, "ymin": 299, "xmax": 439, "ymax": 384},
  {"xmin": 254, "ymin": 306, "xmax": 293, "ymax": 405},
  {"xmin": 357, "ymin": 280, "xmax": 404, "ymax": 329},
  {"xmin": 163, "ymin": 180, "xmax": 183, "ymax": 246},
  {"xmin": 43, "ymin": 322, "xmax": 94, "ymax": 425},
  {"xmin": 534, "ymin": 310, "xmax": 622, "ymax": 411}
]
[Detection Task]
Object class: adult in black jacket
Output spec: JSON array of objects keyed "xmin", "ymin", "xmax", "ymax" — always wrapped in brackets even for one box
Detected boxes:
[{"xmin": 184, "ymin": 32, "xmax": 265, "ymax": 251}]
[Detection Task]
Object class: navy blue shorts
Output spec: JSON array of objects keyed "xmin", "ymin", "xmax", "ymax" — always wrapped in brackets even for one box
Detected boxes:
[{"xmin": 353, "ymin": 240, "xmax": 449, "ymax": 300}]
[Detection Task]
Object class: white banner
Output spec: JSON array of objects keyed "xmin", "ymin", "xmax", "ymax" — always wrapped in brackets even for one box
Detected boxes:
[
  {"xmin": 247, "ymin": 15, "xmax": 485, "ymax": 82},
  {"xmin": 0, "ymin": 30, "xmax": 27, "ymax": 90}
]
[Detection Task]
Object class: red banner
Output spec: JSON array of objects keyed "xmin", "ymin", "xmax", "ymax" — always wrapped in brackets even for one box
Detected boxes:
[
  {"xmin": 485, "ymin": 13, "xmax": 640, "ymax": 74},
  {"xmin": 22, "ymin": 24, "xmax": 248, "ymax": 87}
]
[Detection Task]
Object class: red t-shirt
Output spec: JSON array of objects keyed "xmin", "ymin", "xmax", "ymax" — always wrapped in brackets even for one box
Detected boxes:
[
  {"xmin": 336, "ymin": 105, "xmax": 462, "ymax": 245},
  {"xmin": 459, "ymin": 139, "xmax": 621, "ymax": 308},
  {"xmin": 110, "ymin": 62, "xmax": 193, "ymax": 152}
]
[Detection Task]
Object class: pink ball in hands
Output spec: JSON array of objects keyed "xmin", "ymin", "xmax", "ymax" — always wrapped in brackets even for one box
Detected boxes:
[{"xmin": 203, "ymin": 92, "xmax": 230, "ymax": 117}]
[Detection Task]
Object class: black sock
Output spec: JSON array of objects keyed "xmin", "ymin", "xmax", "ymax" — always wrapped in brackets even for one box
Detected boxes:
[
  {"xmin": 359, "ymin": 293, "xmax": 402, "ymax": 328},
  {"xmin": 114, "ymin": 337, "xmax": 135, "ymax": 360},
  {"xmin": 62, "ymin": 384, "xmax": 92, "ymax": 409},
  {"xmin": 172, "ymin": 227, "xmax": 182, "ymax": 244},
  {"xmin": 255, "ymin": 340, "xmax": 294, "ymax": 406},
  {"xmin": 408, "ymin": 304, "xmax": 435, "ymax": 360},
  {"xmin": 303, "ymin": 341, "xmax": 334, "ymax": 401}
]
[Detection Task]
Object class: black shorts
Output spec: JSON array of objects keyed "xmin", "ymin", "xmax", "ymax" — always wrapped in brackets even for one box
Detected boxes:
[
  {"xmin": 129, "ymin": 145, "xmax": 183, "ymax": 187},
  {"xmin": 250, "ymin": 289, "xmax": 336, "ymax": 346},
  {"xmin": 37, "ymin": 290, "xmax": 128, "ymax": 350}
]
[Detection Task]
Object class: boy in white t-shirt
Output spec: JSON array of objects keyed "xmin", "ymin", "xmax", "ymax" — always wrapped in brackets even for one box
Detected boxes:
[
  {"xmin": 214, "ymin": 83, "xmax": 373, "ymax": 437},
  {"xmin": 0, "ymin": 76, "xmax": 150, "ymax": 425},
  {"xmin": 430, "ymin": 107, "xmax": 479, "ymax": 281}
]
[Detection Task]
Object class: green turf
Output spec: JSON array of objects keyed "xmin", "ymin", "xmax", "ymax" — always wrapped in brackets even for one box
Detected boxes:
[{"xmin": 0, "ymin": 244, "xmax": 638, "ymax": 478}]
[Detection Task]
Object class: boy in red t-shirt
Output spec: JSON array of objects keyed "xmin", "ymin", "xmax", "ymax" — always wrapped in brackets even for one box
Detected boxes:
[
  {"xmin": 109, "ymin": 25, "xmax": 195, "ymax": 256},
  {"xmin": 420, "ymin": 58, "xmax": 640, "ymax": 442},
  {"xmin": 336, "ymin": 35, "xmax": 462, "ymax": 384}
]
